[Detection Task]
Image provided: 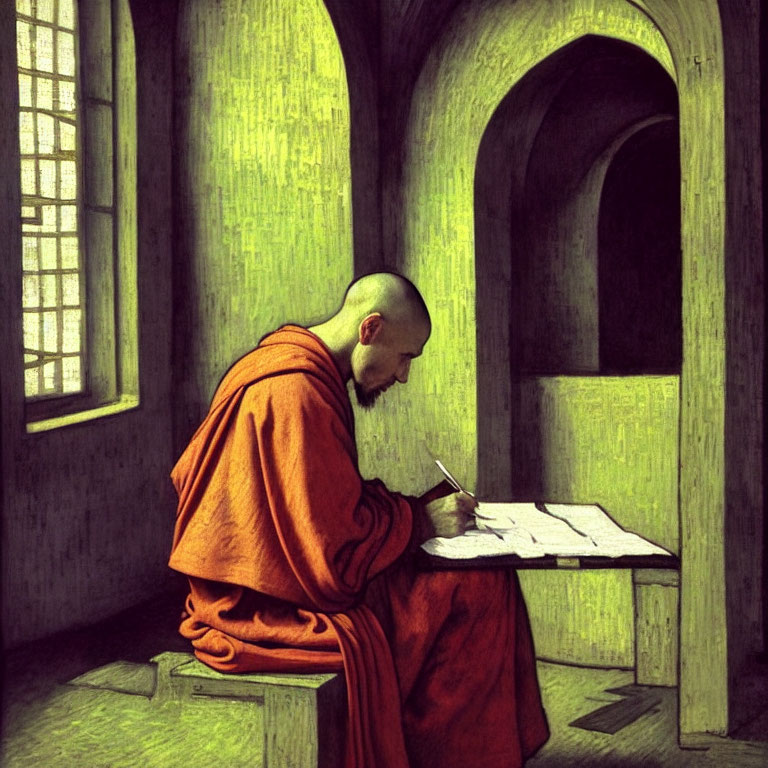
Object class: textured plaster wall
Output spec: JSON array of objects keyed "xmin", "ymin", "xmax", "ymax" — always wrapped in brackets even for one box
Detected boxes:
[
  {"xmin": 173, "ymin": 0, "xmax": 353, "ymax": 444},
  {"xmin": 516, "ymin": 376, "xmax": 679, "ymax": 667}
]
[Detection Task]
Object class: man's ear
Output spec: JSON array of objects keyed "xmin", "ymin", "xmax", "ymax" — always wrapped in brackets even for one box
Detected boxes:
[{"xmin": 359, "ymin": 313, "xmax": 383, "ymax": 345}]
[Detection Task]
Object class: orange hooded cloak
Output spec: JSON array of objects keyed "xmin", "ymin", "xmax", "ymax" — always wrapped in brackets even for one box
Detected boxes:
[{"xmin": 169, "ymin": 325, "xmax": 548, "ymax": 768}]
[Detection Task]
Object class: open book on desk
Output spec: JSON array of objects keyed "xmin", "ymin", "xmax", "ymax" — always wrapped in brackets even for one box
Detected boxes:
[{"xmin": 420, "ymin": 502, "xmax": 676, "ymax": 570}]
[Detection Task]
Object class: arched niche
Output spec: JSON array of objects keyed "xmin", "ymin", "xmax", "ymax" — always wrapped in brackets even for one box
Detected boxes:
[
  {"xmin": 390, "ymin": 0, "xmax": 759, "ymax": 739},
  {"xmin": 396, "ymin": 0, "xmax": 675, "ymax": 495},
  {"xmin": 474, "ymin": 35, "xmax": 681, "ymax": 672},
  {"xmin": 475, "ymin": 36, "xmax": 680, "ymax": 500}
]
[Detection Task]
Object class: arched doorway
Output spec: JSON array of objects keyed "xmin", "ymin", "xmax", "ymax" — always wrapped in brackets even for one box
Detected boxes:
[
  {"xmin": 475, "ymin": 35, "xmax": 681, "ymax": 670},
  {"xmin": 394, "ymin": 0, "xmax": 762, "ymax": 738}
]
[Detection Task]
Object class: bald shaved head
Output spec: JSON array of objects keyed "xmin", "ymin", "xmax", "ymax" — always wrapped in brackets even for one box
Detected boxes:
[
  {"xmin": 308, "ymin": 272, "xmax": 431, "ymax": 407},
  {"xmin": 339, "ymin": 272, "xmax": 431, "ymax": 332}
]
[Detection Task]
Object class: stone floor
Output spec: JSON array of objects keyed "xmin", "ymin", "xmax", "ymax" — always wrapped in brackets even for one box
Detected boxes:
[
  {"xmin": 2, "ymin": 588, "xmax": 766, "ymax": 767},
  {"xmin": 527, "ymin": 664, "xmax": 767, "ymax": 768}
]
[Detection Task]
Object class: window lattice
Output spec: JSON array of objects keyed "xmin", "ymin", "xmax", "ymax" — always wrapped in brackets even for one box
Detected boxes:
[{"xmin": 17, "ymin": 0, "xmax": 83, "ymax": 398}]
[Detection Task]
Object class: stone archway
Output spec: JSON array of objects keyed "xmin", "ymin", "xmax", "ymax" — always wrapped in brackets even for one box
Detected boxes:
[{"xmin": 385, "ymin": 0, "xmax": 756, "ymax": 740}]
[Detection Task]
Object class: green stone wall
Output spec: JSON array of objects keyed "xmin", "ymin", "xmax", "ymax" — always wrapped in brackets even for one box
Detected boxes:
[
  {"xmin": 516, "ymin": 376, "xmax": 679, "ymax": 667},
  {"xmin": 174, "ymin": 0, "xmax": 353, "ymax": 437}
]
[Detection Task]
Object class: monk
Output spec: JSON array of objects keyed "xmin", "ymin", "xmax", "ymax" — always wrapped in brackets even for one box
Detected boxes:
[{"xmin": 169, "ymin": 272, "xmax": 548, "ymax": 768}]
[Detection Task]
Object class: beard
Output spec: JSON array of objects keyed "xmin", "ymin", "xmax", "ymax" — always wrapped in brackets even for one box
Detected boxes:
[{"xmin": 354, "ymin": 381, "xmax": 385, "ymax": 409}]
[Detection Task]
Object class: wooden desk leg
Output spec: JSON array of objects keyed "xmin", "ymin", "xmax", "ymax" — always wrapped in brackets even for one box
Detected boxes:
[{"xmin": 633, "ymin": 569, "xmax": 679, "ymax": 687}]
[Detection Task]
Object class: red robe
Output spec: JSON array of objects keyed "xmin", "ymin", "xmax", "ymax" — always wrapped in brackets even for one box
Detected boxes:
[{"xmin": 169, "ymin": 325, "xmax": 548, "ymax": 768}]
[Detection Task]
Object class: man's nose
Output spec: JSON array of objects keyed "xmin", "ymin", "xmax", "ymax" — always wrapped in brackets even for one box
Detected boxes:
[{"xmin": 395, "ymin": 358, "xmax": 411, "ymax": 384}]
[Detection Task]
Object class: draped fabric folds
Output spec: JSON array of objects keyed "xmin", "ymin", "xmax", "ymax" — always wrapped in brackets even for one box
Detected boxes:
[
  {"xmin": 169, "ymin": 325, "xmax": 548, "ymax": 768},
  {"xmin": 170, "ymin": 326, "xmax": 411, "ymax": 767}
]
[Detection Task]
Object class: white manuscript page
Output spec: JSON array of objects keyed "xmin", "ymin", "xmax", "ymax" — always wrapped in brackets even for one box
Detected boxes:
[{"xmin": 421, "ymin": 502, "xmax": 672, "ymax": 560}]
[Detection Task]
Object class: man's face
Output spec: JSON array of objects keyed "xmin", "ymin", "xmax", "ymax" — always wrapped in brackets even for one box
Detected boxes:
[{"xmin": 351, "ymin": 314, "xmax": 430, "ymax": 409}]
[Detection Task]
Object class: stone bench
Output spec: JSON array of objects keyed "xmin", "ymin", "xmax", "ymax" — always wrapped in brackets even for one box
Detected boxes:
[{"xmin": 151, "ymin": 651, "xmax": 345, "ymax": 768}]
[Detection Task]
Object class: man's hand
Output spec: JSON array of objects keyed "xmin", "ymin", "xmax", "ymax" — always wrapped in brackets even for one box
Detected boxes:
[{"xmin": 424, "ymin": 491, "xmax": 478, "ymax": 538}]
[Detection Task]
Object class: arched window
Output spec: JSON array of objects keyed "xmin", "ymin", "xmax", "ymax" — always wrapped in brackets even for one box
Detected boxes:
[{"xmin": 16, "ymin": 0, "xmax": 138, "ymax": 429}]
